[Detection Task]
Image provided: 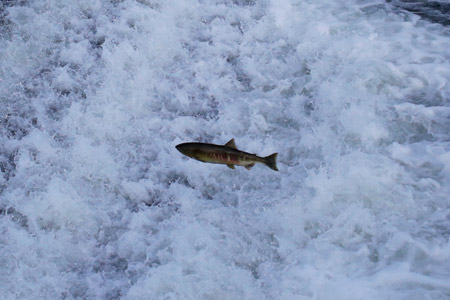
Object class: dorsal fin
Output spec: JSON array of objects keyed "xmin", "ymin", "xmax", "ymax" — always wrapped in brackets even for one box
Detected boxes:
[{"xmin": 224, "ymin": 138, "xmax": 237, "ymax": 149}]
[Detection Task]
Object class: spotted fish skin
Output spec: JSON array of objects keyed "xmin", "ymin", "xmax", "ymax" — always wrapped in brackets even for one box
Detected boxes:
[{"xmin": 176, "ymin": 138, "xmax": 278, "ymax": 171}]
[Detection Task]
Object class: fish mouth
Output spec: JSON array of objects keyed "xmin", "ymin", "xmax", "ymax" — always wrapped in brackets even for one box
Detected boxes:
[{"xmin": 175, "ymin": 144, "xmax": 187, "ymax": 155}]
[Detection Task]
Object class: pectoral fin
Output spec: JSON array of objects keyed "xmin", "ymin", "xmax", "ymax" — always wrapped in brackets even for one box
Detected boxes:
[
  {"xmin": 225, "ymin": 138, "xmax": 237, "ymax": 149},
  {"xmin": 245, "ymin": 163, "xmax": 255, "ymax": 170},
  {"xmin": 227, "ymin": 164, "xmax": 235, "ymax": 169}
]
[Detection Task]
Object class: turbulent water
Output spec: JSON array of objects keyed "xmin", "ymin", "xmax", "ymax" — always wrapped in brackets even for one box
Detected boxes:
[{"xmin": 1, "ymin": 0, "xmax": 450, "ymax": 299}]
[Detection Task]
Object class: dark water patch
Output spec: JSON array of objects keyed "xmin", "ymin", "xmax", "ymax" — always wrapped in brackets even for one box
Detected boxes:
[
  {"xmin": 0, "ymin": 206, "xmax": 28, "ymax": 229},
  {"xmin": 232, "ymin": 0, "xmax": 256, "ymax": 7},
  {"xmin": 388, "ymin": 0, "xmax": 450, "ymax": 26},
  {"xmin": 0, "ymin": 113, "xmax": 30, "ymax": 139},
  {"xmin": 93, "ymin": 252, "xmax": 128, "ymax": 278},
  {"xmin": 0, "ymin": 108, "xmax": 34, "ymax": 192},
  {"xmin": 0, "ymin": 1, "xmax": 13, "ymax": 38},
  {"xmin": 0, "ymin": 149, "xmax": 17, "ymax": 185}
]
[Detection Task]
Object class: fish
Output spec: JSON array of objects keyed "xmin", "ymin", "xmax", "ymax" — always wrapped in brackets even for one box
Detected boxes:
[{"xmin": 176, "ymin": 138, "xmax": 278, "ymax": 171}]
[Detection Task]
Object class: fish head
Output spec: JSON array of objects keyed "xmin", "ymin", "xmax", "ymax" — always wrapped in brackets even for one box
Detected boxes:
[{"xmin": 175, "ymin": 143, "xmax": 197, "ymax": 158}]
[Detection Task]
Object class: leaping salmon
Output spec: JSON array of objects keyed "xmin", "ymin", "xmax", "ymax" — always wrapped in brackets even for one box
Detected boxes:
[{"xmin": 176, "ymin": 138, "xmax": 278, "ymax": 171}]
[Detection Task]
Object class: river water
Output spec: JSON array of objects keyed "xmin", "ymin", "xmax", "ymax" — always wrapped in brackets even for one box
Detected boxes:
[{"xmin": 1, "ymin": 0, "xmax": 449, "ymax": 299}]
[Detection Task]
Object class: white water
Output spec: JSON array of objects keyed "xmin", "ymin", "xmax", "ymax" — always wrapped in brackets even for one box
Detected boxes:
[{"xmin": 1, "ymin": 0, "xmax": 449, "ymax": 299}]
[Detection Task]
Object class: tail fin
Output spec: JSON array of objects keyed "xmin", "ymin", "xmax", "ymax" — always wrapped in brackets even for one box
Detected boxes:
[{"xmin": 264, "ymin": 153, "xmax": 278, "ymax": 171}]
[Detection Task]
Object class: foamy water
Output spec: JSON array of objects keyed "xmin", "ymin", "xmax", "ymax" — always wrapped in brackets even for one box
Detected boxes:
[{"xmin": 1, "ymin": 0, "xmax": 449, "ymax": 299}]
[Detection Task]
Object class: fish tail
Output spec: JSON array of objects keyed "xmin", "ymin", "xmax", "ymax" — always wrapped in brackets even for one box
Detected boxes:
[{"xmin": 264, "ymin": 153, "xmax": 278, "ymax": 171}]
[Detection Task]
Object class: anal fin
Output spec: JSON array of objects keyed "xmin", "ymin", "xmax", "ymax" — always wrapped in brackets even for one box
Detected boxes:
[
  {"xmin": 245, "ymin": 163, "xmax": 255, "ymax": 170},
  {"xmin": 227, "ymin": 164, "xmax": 235, "ymax": 169}
]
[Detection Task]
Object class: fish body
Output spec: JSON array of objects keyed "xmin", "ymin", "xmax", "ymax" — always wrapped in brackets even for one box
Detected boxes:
[{"xmin": 176, "ymin": 138, "xmax": 278, "ymax": 171}]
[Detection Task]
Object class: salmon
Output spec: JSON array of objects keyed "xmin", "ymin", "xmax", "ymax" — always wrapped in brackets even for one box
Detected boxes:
[{"xmin": 176, "ymin": 138, "xmax": 278, "ymax": 171}]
